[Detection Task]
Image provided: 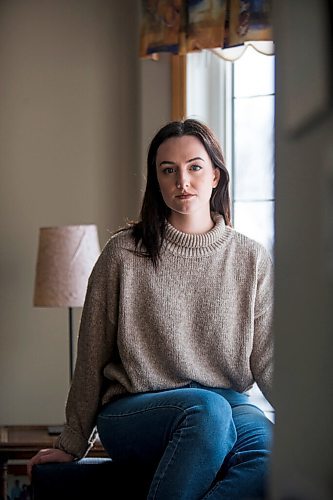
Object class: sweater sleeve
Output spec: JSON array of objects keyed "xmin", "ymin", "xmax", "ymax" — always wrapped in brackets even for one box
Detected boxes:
[
  {"xmin": 250, "ymin": 248, "xmax": 274, "ymax": 407},
  {"xmin": 55, "ymin": 242, "xmax": 119, "ymax": 458}
]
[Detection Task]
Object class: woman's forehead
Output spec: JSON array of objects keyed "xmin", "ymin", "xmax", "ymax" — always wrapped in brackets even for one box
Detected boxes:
[{"xmin": 156, "ymin": 135, "xmax": 209, "ymax": 161}]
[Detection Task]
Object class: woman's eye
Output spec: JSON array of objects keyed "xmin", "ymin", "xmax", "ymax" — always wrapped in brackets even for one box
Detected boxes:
[
  {"xmin": 163, "ymin": 167, "xmax": 176, "ymax": 174},
  {"xmin": 190, "ymin": 165, "xmax": 202, "ymax": 171}
]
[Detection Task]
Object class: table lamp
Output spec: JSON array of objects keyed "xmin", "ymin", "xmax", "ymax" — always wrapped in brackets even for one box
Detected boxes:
[{"xmin": 33, "ymin": 224, "xmax": 101, "ymax": 382}]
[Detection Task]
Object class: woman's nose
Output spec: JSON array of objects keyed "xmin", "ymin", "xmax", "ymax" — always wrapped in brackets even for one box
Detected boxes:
[{"xmin": 176, "ymin": 171, "xmax": 189, "ymax": 189}]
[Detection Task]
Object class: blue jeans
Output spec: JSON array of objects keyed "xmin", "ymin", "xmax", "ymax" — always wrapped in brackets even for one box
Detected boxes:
[{"xmin": 97, "ymin": 384, "xmax": 273, "ymax": 499}]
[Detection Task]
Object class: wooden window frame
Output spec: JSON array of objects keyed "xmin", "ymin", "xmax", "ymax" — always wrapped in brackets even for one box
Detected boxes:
[{"xmin": 171, "ymin": 55, "xmax": 187, "ymax": 120}]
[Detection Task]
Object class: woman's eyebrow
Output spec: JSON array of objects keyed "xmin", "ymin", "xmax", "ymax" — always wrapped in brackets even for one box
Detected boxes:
[
  {"xmin": 159, "ymin": 157, "xmax": 205, "ymax": 167},
  {"xmin": 186, "ymin": 156, "xmax": 205, "ymax": 163}
]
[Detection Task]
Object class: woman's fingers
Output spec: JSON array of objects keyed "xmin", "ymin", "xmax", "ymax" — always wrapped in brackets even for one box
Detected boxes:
[{"xmin": 27, "ymin": 448, "xmax": 74, "ymax": 479}]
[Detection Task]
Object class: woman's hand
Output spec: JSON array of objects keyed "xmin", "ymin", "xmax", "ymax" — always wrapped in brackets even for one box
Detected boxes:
[{"xmin": 27, "ymin": 448, "xmax": 75, "ymax": 479}]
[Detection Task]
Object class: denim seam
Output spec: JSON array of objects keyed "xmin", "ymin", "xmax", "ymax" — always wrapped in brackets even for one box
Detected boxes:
[
  {"xmin": 203, "ymin": 480, "xmax": 220, "ymax": 499},
  {"xmin": 98, "ymin": 404, "xmax": 189, "ymax": 420}
]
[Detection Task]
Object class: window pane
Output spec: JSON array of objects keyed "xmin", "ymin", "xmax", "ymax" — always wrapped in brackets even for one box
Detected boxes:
[
  {"xmin": 233, "ymin": 201, "xmax": 274, "ymax": 255},
  {"xmin": 234, "ymin": 47, "xmax": 275, "ymax": 98},
  {"xmin": 234, "ymin": 95, "xmax": 274, "ymax": 201}
]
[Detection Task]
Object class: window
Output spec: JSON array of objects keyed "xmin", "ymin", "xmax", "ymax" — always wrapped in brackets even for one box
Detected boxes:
[
  {"xmin": 232, "ymin": 48, "xmax": 275, "ymax": 255},
  {"xmin": 186, "ymin": 48, "xmax": 275, "ymax": 420},
  {"xmin": 186, "ymin": 46, "xmax": 275, "ymax": 255}
]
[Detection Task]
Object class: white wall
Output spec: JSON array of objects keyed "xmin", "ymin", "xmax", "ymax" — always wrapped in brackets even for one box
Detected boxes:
[{"xmin": 0, "ymin": 0, "xmax": 171, "ymax": 425}]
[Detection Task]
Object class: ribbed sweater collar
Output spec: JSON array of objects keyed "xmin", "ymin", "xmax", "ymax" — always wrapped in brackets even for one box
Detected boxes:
[{"xmin": 164, "ymin": 214, "xmax": 230, "ymax": 257}]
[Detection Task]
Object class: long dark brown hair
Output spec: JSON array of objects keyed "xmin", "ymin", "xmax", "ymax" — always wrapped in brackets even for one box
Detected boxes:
[{"xmin": 132, "ymin": 119, "xmax": 231, "ymax": 266}]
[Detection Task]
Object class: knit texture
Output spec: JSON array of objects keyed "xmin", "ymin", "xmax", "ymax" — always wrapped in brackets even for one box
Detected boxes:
[{"xmin": 55, "ymin": 215, "xmax": 274, "ymax": 459}]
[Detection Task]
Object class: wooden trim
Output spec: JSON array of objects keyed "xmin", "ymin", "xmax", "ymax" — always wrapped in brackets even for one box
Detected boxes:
[{"xmin": 171, "ymin": 54, "xmax": 187, "ymax": 120}]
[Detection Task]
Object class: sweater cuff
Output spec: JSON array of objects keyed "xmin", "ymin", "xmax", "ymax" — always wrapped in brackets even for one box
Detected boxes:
[{"xmin": 54, "ymin": 424, "xmax": 96, "ymax": 459}]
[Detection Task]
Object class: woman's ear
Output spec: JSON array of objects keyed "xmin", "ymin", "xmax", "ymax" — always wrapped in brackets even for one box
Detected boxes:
[{"xmin": 212, "ymin": 167, "xmax": 220, "ymax": 188}]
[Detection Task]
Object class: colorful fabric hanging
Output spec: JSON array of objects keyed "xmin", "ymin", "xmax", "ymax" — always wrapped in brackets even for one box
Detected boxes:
[
  {"xmin": 139, "ymin": 0, "xmax": 273, "ymax": 57},
  {"xmin": 139, "ymin": 0, "xmax": 186, "ymax": 56},
  {"xmin": 186, "ymin": 0, "xmax": 228, "ymax": 53},
  {"xmin": 227, "ymin": 0, "xmax": 273, "ymax": 48}
]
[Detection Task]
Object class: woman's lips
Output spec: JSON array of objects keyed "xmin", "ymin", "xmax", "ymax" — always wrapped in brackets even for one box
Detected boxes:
[{"xmin": 176, "ymin": 194, "xmax": 195, "ymax": 199}]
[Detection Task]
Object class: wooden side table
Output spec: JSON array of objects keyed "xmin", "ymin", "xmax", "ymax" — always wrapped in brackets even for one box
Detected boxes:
[{"xmin": 0, "ymin": 425, "xmax": 107, "ymax": 500}]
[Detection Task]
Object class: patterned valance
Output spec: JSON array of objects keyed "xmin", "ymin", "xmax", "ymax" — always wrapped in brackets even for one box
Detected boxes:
[{"xmin": 140, "ymin": 0, "xmax": 273, "ymax": 58}]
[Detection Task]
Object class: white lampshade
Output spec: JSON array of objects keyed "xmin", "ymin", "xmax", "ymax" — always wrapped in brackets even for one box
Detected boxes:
[{"xmin": 34, "ymin": 225, "xmax": 100, "ymax": 308}]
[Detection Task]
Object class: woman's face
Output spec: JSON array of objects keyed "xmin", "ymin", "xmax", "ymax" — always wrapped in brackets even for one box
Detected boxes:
[{"xmin": 156, "ymin": 135, "xmax": 220, "ymax": 219}]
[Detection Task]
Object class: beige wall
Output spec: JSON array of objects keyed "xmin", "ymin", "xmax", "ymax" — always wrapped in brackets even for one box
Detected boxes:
[{"xmin": 0, "ymin": 0, "xmax": 170, "ymax": 425}]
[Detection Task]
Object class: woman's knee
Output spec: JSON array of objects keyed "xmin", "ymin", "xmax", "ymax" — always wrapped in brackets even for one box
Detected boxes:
[
  {"xmin": 187, "ymin": 389, "xmax": 232, "ymax": 419},
  {"xmin": 181, "ymin": 389, "xmax": 237, "ymax": 450}
]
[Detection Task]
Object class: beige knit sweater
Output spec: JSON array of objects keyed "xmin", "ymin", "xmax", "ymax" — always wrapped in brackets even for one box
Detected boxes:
[{"xmin": 55, "ymin": 215, "xmax": 274, "ymax": 459}]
